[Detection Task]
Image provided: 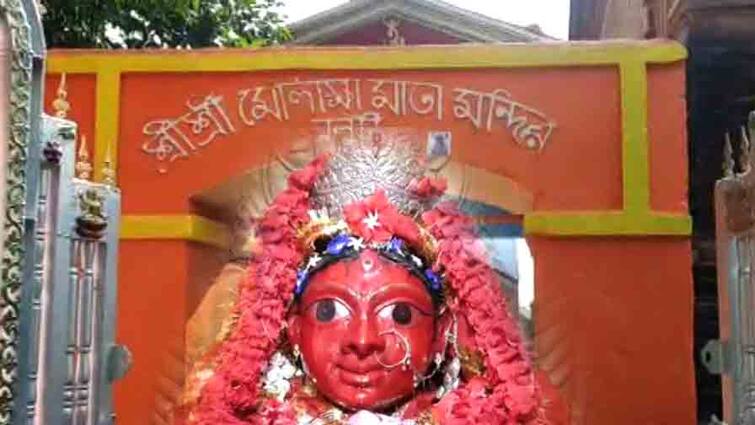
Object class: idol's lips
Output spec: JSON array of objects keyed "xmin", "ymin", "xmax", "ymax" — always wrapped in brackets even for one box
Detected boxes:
[
  {"xmin": 337, "ymin": 360, "xmax": 381, "ymax": 374},
  {"xmin": 336, "ymin": 365, "xmax": 384, "ymax": 388}
]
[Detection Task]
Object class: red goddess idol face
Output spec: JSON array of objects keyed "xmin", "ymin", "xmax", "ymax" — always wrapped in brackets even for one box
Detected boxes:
[{"xmin": 288, "ymin": 250, "xmax": 437, "ymax": 411}]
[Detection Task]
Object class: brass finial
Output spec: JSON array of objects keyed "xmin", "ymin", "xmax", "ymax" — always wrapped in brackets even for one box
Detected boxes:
[
  {"xmin": 747, "ymin": 111, "xmax": 755, "ymax": 175},
  {"xmin": 75, "ymin": 135, "xmax": 93, "ymax": 180},
  {"xmin": 740, "ymin": 125, "xmax": 752, "ymax": 175},
  {"xmin": 102, "ymin": 143, "xmax": 116, "ymax": 186},
  {"xmin": 52, "ymin": 73, "xmax": 71, "ymax": 118},
  {"xmin": 724, "ymin": 133, "xmax": 735, "ymax": 177}
]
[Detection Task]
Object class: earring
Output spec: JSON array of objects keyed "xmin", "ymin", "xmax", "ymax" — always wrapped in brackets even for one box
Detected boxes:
[
  {"xmin": 436, "ymin": 314, "xmax": 461, "ymax": 399},
  {"xmin": 293, "ymin": 344, "xmax": 301, "ymax": 363},
  {"xmin": 294, "ymin": 345, "xmax": 315, "ymax": 379},
  {"xmin": 431, "ymin": 352, "xmax": 442, "ymax": 371},
  {"xmin": 292, "ymin": 345, "xmax": 319, "ymax": 396},
  {"xmin": 436, "ymin": 356, "xmax": 461, "ymax": 399},
  {"xmin": 413, "ymin": 352, "xmax": 444, "ymax": 388}
]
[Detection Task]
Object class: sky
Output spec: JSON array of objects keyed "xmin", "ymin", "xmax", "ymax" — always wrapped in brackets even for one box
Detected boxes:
[{"xmin": 280, "ymin": 0, "xmax": 571, "ymax": 40}]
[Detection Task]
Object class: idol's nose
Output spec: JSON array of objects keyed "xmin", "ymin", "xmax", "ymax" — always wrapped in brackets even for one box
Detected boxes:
[{"xmin": 344, "ymin": 315, "xmax": 385, "ymax": 358}]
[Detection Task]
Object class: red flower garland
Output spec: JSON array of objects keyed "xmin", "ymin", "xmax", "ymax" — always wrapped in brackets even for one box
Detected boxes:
[
  {"xmin": 423, "ymin": 202, "xmax": 544, "ymax": 424},
  {"xmin": 343, "ymin": 190, "xmax": 422, "ymax": 245},
  {"xmin": 187, "ymin": 158, "xmax": 544, "ymax": 424},
  {"xmin": 189, "ymin": 156, "xmax": 326, "ymax": 424}
]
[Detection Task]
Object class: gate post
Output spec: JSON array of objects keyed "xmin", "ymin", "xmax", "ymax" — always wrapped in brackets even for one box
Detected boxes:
[{"xmin": 711, "ymin": 111, "xmax": 755, "ymax": 424}]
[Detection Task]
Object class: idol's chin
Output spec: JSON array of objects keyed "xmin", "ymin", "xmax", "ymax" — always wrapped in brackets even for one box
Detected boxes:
[
  {"xmin": 325, "ymin": 388, "xmax": 412, "ymax": 413},
  {"xmin": 316, "ymin": 364, "xmax": 415, "ymax": 412}
]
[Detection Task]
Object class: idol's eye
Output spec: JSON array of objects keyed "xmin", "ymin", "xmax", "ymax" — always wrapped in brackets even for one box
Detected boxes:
[
  {"xmin": 313, "ymin": 299, "xmax": 350, "ymax": 322},
  {"xmin": 377, "ymin": 302, "xmax": 413, "ymax": 326}
]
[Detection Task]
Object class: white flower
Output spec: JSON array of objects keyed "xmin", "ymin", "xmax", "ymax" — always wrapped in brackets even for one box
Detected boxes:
[
  {"xmin": 262, "ymin": 352, "xmax": 298, "ymax": 401},
  {"xmin": 349, "ymin": 236, "xmax": 366, "ymax": 251},
  {"xmin": 347, "ymin": 410, "xmax": 415, "ymax": 425},
  {"xmin": 362, "ymin": 211, "xmax": 381, "ymax": 230},
  {"xmin": 263, "ymin": 379, "xmax": 291, "ymax": 402},
  {"xmin": 297, "ymin": 412, "xmax": 315, "ymax": 425},
  {"xmin": 307, "ymin": 253, "xmax": 323, "ymax": 269},
  {"xmin": 348, "ymin": 411, "xmax": 382, "ymax": 425}
]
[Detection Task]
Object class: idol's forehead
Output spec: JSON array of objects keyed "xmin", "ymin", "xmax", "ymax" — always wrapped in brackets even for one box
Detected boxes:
[{"xmin": 304, "ymin": 250, "xmax": 428, "ymax": 299}]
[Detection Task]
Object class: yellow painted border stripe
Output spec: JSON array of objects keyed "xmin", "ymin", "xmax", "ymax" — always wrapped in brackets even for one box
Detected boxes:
[
  {"xmin": 94, "ymin": 68, "xmax": 120, "ymax": 182},
  {"xmin": 119, "ymin": 212, "xmax": 691, "ymax": 243},
  {"xmin": 620, "ymin": 60, "xmax": 651, "ymax": 214},
  {"xmin": 121, "ymin": 215, "xmax": 230, "ymax": 248},
  {"xmin": 524, "ymin": 212, "xmax": 692, "ymax": 236},
  {"xmin": 49, "ymin": 41, "xmax": 691, "ymax": 239},
  {"xmin": 47, "ymin": 41, "xmax": 686, "ymax": 74}
]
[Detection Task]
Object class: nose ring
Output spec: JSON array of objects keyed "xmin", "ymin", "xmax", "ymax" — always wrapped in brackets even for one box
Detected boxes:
[{"xmin": 374, "ymin": 329, "xmax": 412, "ymax": 371}]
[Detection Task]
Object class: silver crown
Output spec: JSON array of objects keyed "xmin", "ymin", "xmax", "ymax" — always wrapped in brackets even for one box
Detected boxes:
[{"xmin": 311, "ymin": 135, "xmax": 431, "ymax": 218}]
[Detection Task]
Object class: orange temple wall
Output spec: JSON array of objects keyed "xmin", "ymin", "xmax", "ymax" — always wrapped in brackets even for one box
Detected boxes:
[{"xmin": 45, "ymin": 42, "xmax": 695, "ymax": 424}]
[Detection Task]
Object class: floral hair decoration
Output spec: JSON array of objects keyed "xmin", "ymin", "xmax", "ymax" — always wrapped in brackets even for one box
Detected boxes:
[
  {"xmin": 187, "ymin": 142, "xmax": 545, "ymax": 424},
  {"xmin": 294, "ymin": 191, "xmax": 444, "ymax": 305}
]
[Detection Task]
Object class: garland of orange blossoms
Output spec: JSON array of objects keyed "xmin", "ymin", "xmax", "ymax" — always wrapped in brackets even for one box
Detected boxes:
[{"xmin": 188, "ymin": 154, "xmax": 544, "ymax": 424}]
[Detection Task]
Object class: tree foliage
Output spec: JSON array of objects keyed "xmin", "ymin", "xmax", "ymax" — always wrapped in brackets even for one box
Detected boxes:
[{"xmin": 42, "ymin": 0, "xmax": 291, "ymax": 48}]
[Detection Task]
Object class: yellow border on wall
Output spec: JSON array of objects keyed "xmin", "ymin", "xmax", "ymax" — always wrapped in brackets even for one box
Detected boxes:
[
  {"xmin": 120, "ymin": 215, "xmax": 230, "ymax": 248},
  {"xmin": 118, "ymin": 211, "xmax": 691, "ymax": 248},
  {"xmin": 524, "ymin": 212, "xmax": 691, "ymax": 236},
  {"xmin": 48, "ymin": 42, "xmax": 686, "ymax": 73},
  {"xmin": 94, "ymin": 67, "xmax": 121, "ymax": 182},
  {"xmin": 47, "ymin": 41, "xmax": 690, "ymax": 240}
]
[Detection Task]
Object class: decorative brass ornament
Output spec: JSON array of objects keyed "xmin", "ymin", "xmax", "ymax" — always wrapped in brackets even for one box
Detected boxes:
[
  {"xmin": 296, "ymin": 209, "xmax": 348, "ymax": 252},
  {"xmin": 75, "ymin": 134, "xmax": 93, "ymax": 180},
  {"xmin": 415, "ymin": 410, "xmax": 439, "ymax": 425},
  {"xmin": 102, "ymin": 142, "xmax": 116, "ymax": 186},
  {"xmin": 458, "ymin": 345, "xmax": 486, "ymax": 378},
  {"xmin": 52, "ymin": 72, "xmax": 70, "ymax": 118},
  {"xmin": 75, "ymin": 188, "xmax": 108, "ymax": 239},
  {"xmin": 311, "ymin": 136, "xmax": 430, "ymax": 219}
]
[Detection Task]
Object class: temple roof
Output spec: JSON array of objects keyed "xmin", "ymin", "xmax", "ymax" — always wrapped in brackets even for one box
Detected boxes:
[{"xmin": 289, "ymin": 0, "xmax": 552, "ymax": 45}]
